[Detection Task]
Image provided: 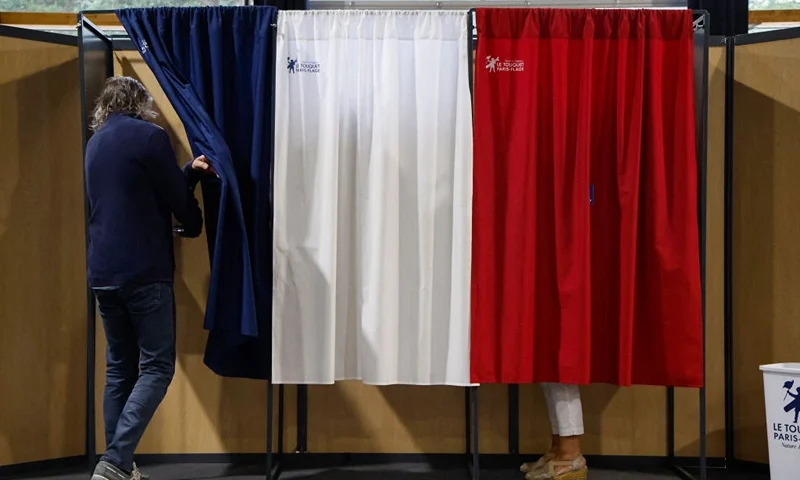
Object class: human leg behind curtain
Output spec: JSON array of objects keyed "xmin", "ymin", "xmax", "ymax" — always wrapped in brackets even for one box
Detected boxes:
[
  {"xmin": 522, "ymin": 383, "xmax": 587, "ymax": 479},
  {"xmin": 93, "ymin": 284, "xmax": 176, "ymax": 479}
]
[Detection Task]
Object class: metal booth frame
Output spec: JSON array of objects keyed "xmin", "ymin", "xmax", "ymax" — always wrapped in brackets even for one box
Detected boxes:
[
  {"xmin": 71, "ymin": 5, "xmax": 711, "ymax": 480},
  {"xmin": 18, "ymin": 5, "xmax": 800, "ymax": 480}
]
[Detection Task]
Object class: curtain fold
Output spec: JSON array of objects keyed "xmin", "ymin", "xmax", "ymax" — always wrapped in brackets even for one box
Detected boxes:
[
  {"xmin": 117, "ymin": 6, "xmax": 278, "ymax": 379},
  {"xmin": 272, "ymin": 10, "xmax": 474, "ymax": 386},
  {"xmin": 470, "ymin": 8, "xmax": 703, "ymax": 387}
]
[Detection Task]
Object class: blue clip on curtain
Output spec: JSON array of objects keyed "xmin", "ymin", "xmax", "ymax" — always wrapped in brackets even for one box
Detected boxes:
[{"xmin": 117, "ymin": 6, "xmax": 278, "ymax": 379}]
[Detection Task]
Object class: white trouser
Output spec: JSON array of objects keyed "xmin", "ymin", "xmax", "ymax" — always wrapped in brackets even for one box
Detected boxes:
[{"xmin": 541, "ymin": 383, "xmax": 584, "ymax": 437}]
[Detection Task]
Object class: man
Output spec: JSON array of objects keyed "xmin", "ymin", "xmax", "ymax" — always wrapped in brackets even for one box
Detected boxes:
[{"xmin": 85, "ymin": 77, "xmax": 214, "ymax": 480}]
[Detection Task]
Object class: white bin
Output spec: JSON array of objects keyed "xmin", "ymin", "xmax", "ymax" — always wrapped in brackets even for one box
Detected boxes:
[{"xmin": 761, "ymin": 363, "xmax": 800, "ymax": 479}]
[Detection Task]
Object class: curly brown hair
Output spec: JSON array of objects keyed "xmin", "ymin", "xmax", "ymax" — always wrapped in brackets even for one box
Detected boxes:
[{"xmin": 90, "ymin": 76, "xmax": 158, "ymax": 131}]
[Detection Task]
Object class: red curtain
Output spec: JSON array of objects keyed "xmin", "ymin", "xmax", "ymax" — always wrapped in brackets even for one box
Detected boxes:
[{"xmin": 470, "ymin": 8, "xmax": 703, "ymax": 387}]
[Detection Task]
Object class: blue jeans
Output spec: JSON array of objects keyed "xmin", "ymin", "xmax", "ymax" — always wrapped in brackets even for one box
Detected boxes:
[{"xmin": 94, "ymin": 283, "xmax": 176, "ymax": 473}]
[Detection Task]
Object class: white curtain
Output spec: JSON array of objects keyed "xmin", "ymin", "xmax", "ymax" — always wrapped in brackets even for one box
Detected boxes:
[{"xmin": 272, "ymin": 10, "xmax": 474, "ymax": 386}]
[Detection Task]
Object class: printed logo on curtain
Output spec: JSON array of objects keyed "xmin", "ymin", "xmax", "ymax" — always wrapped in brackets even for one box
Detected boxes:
[
  {"xmin": 470, "ymin": 8, "xmax": 703, "ymax": 387},
  {"xmin": 484, "ymin": 55, "xmax": 525, "ymax": 73},
  {"xmin": 286, "ymin": 57, "xmax": 320, "ymax": 74},
  {"xmin": 273, "ymin": 10, "xmax": 474, "ymax": 386}
]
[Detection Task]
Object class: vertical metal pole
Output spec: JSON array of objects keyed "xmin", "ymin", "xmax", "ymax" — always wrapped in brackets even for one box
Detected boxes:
[
  {"xmin": 267, "ymin": 381, "xmax": 274, "ymax": 480},
  {"xmin": 508, "ymin": 385, "xmax": 519, "ymax": 455},
  {"xmin": 467, "ymin": 9, "xmax": 475, "ymax": 103},
  {"xmin": 466, "ymin": 13, "xmax": 477, "ymax": 475},
  {"xmin": 78, "ymin": 14, "xmax": 113, "ymax": 472},
  {"xmin": 667, "ymin": 387, "xmax": 675, "ymax": 461},
  {"xmin": 77, "ymin": 17, "xmax": 97, "ymax": 473},
  {"xmin": 84, "ymin": 216, "xmax": 97, "ymax": 474},
  {"xmin": 471, "ymin": 387, "xmax": 480, "ymax": 480},
  {"xmin": 267, "ymin": 16, "xmax": 279, "ymax": 479},
  {"xmin": 723, "ymin": 34, "xmax": 736, "ymax": 469},
  {"xmin": 700, "ymin": 383, "xmax": 708, "ymax": 476},
  {"xmin": 296, "ymin": 385, "xmax": 308, "ymax": 453},
  {"xmin": 465, "ymin": 388, "xmax": 472, "ymax": 456},
  {"xmin": 700, "ymin": 386, "xmax": 708, "ymax": 480},
  {"xmin": 278, "ymin": 385, "xmax": 285, "ymax": 456},
  {"xmin": 697, "ymin": 13, "xmax": 711, "ymax": 480}
]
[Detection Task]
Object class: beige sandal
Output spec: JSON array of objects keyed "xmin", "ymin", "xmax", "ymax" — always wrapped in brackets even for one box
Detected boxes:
[
  {"xmin": 520, "ymin": 452, "xmax": 556, "ymax": 473},
  {"xmin": 525, "ymin": 455, "xmax": 587, "ymax": 480}
]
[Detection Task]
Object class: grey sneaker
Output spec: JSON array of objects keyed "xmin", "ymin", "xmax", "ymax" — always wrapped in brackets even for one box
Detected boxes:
[
  {"xmin": 132, "ymin": 462, "xmax": 149, "ymax": 480},
  {"xmin": 91, "ymin": 461, "xmax": 132, "ymax": 480}
]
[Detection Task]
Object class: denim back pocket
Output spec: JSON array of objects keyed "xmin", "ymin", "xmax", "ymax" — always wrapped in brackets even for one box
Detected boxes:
[{"xmin": 125, "ymin": 283, "xmax": 165, "ymax": 315}]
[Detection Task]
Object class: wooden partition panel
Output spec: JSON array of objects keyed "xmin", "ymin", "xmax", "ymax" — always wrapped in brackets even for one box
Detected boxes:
[
  {"xmin": 94, "ymin": 51, "xmax": 296, "ymax": 455},
  {"xmin": 732, "ymin": 37, "xmax": 800, "ymax": 464},
  {"xmin": 520, "ymin": 384, "xmax": 666, "ymax": 455},
  {"xmin": 0, "ymin": 36, "xmax": 85, "ymax": 465},
  {"xmin": 307, "ymin": 383, "xmax": 507, "ymax": 454},
  {"xmin": 519, "ymin": 45, "xmax": 727, "ymax": 458}
]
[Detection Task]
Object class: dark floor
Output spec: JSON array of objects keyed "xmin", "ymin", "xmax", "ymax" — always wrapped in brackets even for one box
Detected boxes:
[{"xmin": 12, "ymin": 463, "xmax": 769, "ymax": 480}]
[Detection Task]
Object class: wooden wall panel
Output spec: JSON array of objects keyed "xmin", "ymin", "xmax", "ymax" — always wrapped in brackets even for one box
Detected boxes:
[
  {"xmin": 0, "ymin": 36, "xmax": 85, "ymax": 465},
  {"xmin": 732, "ymin": 38, "xmax": 800, "ymax": 464},
  {"xmin": 94, "ymin": 50, "xmax": 296, "ymax": 455},
  {"xmin": 520, "ymin": 385, "xmax": 667, "ymax": 456},
  {"xmin": 520, "ymin": 45, "xmax": 728, "ymax": 458},
  {"xmin": 0, "ymin": 12, "xmax": 119, "ymax": 27},
  {"xmin": 306, "ymin": 383, "xmax": 506, "ymax": 454}
]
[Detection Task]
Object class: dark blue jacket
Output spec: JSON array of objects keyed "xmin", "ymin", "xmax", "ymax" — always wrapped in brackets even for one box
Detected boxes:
[{"xmin": 85, "ymin": 114, "xmax": 203, "ymax": 287}]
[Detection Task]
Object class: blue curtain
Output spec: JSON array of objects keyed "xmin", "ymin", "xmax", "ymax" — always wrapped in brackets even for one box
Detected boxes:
[{"xmin": 117, "ymin": 6, "xmax": 277, "ymax": 379}]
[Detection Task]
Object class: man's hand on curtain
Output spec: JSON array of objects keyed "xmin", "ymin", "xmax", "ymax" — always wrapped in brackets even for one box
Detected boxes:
[
  {"xmin": 191, "ymin": 154, "xmax": 219, "ymax": 178},
  {"xmin": 173, "ymin": 155, "xmax": 216, "ymax": 238}
]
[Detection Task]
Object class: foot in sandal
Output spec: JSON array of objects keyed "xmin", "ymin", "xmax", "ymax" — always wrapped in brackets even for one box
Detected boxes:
[
  {"xmin": 524, "ymin": 455, "xmax": 587, "ymax": 480},
  {"xmin": 520, "ymin": 452, "xmax": 555, "ymax": 473}
]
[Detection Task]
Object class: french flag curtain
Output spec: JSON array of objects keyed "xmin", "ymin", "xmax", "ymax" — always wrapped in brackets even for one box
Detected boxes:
[
  {"xmin": 470, "ymin": 8, "xmax": 703, "ymax": 387},
  {"xmin": 118, "ymin": 7, "xmax": 277, "ymax": 379},
  {"xmin": 272, "ymin": 11, "xmax": 474, "ymax": 386}
]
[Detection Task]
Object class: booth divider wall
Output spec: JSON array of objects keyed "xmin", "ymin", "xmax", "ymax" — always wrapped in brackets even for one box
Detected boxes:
[
  {"xmin": 0, "ymin": 27, "xmax": 86, "ymax": 470},
  {"xmin": 729, "ymin": 27, "xmax": 800, "ymax": 466}
]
